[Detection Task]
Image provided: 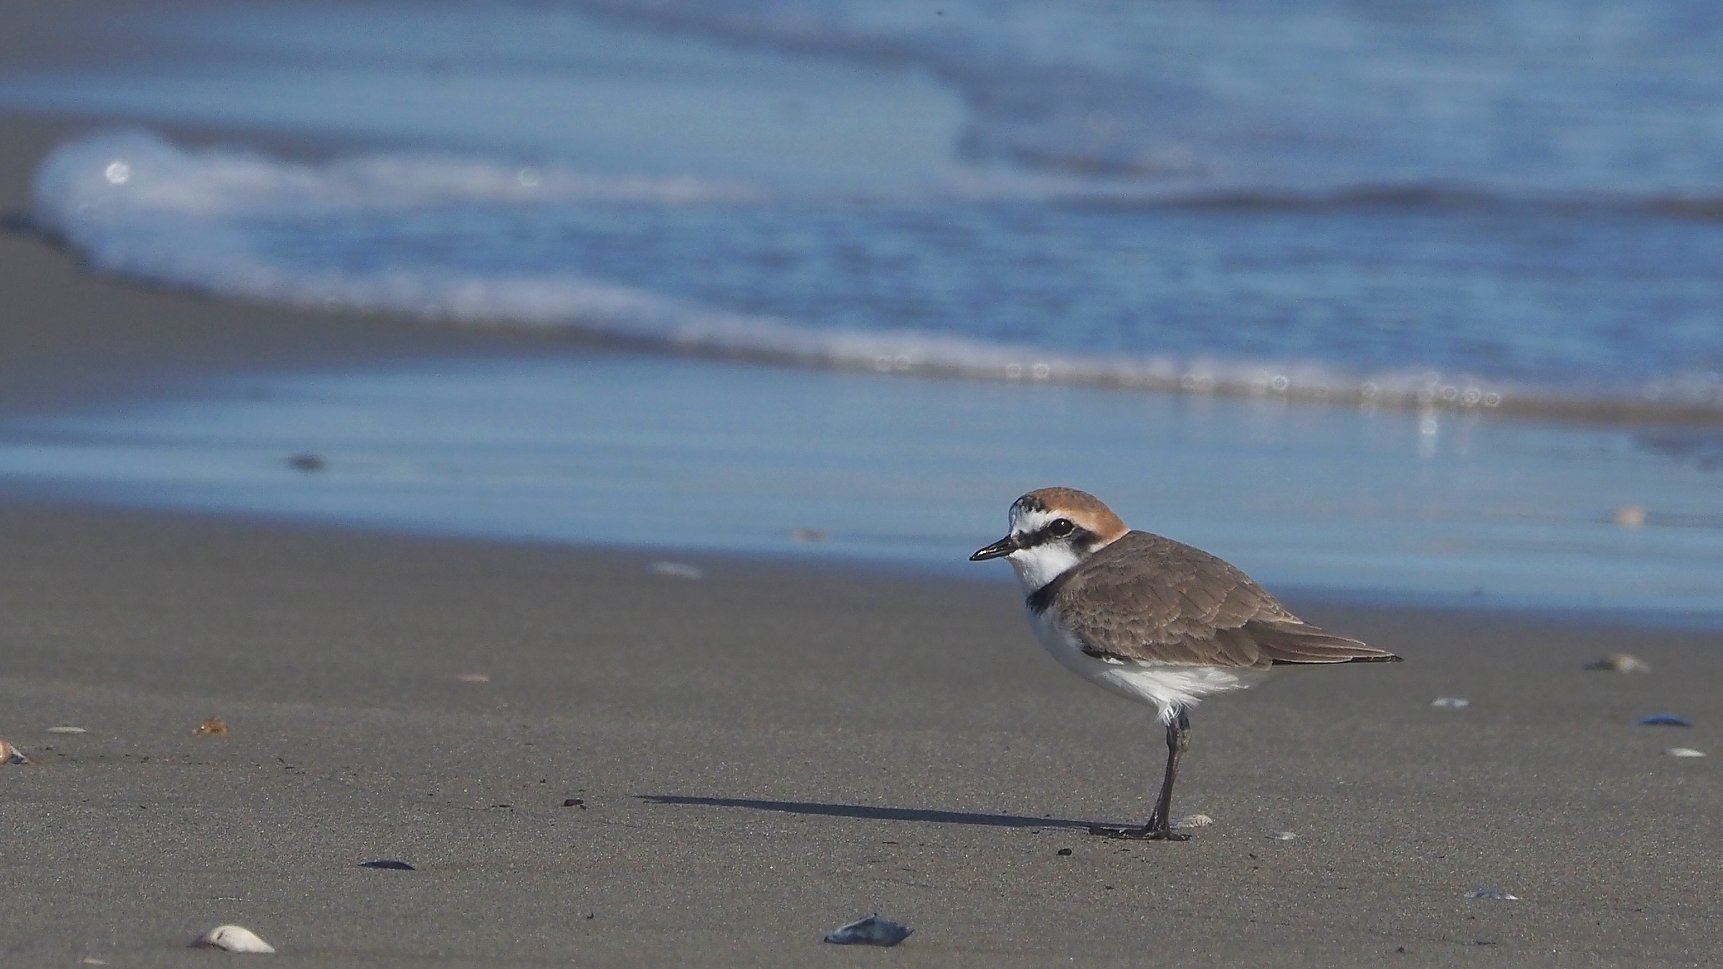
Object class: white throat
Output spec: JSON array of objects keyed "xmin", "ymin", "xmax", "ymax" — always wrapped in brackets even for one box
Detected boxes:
[{"xmin": 1006, "ymin": 541, "xmax": 1086, "ymax": 594}]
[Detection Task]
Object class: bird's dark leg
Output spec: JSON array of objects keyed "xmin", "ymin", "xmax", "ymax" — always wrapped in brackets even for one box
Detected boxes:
[
  {"xmin": 1090, "ymin": 708, "xmax": 1192, "ymax": 841},
  {"xmin": 1146, "ymin": 708, "xmax": 1191, "ymax": 836}
]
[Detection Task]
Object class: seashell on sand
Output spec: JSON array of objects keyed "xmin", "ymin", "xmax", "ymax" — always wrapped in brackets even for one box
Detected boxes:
[
  {"xmin": 47, "ymin": 725, "xmax": 87, "ymax": 734},
  {"xmin": 1172, "ymin": 813, "xmax": 1214, "ymax": 830},
  {"xmin": 0, "ymin": 739, "xmax": 30, "ymax": 765},
  {"xmin": 1431, "ymin": 696, "xmax": 1470, "ymax": 709},
  {"xmin": 1467, "ymin": 887, "xmax": 1519, "ymax": 901},
  {"xmin": 191, "ymin": 924, "xmax": 275, "ymax": 953},
  {"xmin": 194, "ymin": 717, "xmax": 229, "ymax": 736},
  {"xmin": 1267, "ymin": 831, "xmax": 1298, "ymax": 841},
  {"xmin": 1586, "ymin": 653, "xmax": 1651, "ymax": 673},
  {"xmin": 824, "ymin": 914, "xmax": 912, "ymax": 946},
  {"xmin": 1664, "ymin": 747, "xmax": 1706, "ymax": 758}
]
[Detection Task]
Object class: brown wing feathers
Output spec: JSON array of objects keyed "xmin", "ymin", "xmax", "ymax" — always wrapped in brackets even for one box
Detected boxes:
[
  {"xmin": 1048, "ymin": 531, "xmax": 1401, "ymax": 669},
  {"xmin": 1242, "ymin": 619, "xmax": 1400, "ymax": 665}
]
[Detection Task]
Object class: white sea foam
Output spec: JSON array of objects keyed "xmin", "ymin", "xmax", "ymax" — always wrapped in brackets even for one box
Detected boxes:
[
  {"xmin": 33, "ymin": 129, "xmax": 760, "ymax": 219},
  {"xmin": 32, "ymin": 133, "xmax": 1029, "ymax": 367},
  {"xmin": 29, "ymin": 130, "xmax": 1723, "ymax": 420}
]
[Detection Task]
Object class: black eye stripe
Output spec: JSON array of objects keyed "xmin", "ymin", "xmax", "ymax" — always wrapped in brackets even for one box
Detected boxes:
[{"xmin": 1019, "ymin": 521, "xmax": 1090, "ymax": 548}]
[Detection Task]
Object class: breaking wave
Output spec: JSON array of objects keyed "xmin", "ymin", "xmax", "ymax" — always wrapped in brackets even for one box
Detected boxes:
[{"xmin": 30, "ymin": 129, "xmax": 1723, "ymax": 423}]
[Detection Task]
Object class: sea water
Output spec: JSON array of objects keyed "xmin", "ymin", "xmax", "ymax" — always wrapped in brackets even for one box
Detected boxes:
[
  {"xmin": 3, "ymin": 351, "xmax": 1720, "ymax": 618},
  {"xmin": 1, "ymin": 0, "xmax": 1720, "ymax": 616}
]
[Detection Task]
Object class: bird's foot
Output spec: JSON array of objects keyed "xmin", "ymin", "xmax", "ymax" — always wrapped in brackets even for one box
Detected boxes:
[{"xmin": 1087, "ymin": 823, "xmax": 1190, "ymax": 842}]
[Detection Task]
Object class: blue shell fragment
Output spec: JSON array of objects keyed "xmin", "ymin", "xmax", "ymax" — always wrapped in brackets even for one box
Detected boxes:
[
  {"xmin": 824, "ymin": 914, "xmax": 912, "ymax": 946},
  {"xmin": 1636, "ymin": 714, "xmax": 1692, "ymax": 727}
]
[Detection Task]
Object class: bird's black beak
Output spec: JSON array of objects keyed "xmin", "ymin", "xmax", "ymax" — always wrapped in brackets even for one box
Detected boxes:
[{"xmin": 969, "ymin": 535, "xmax": 1019, "ymax": 561}]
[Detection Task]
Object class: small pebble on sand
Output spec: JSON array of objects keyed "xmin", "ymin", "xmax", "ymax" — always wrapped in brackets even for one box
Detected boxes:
[
  {"xmin": 286, "ymin": 452, "xmax": 327, "ymax": 473},
  {"xmin": 824, "ymin": 914, "xmax": 912, "ymax": 947},
  {"xmin": 1586, "ymin": 653, "xmax": 1651, "ymax": 673}
]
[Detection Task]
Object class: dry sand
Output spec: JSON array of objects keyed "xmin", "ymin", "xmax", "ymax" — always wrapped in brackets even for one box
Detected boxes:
[{"xmin": 3, "ymin": 35, "xmax": 1722, "ymax": 967}]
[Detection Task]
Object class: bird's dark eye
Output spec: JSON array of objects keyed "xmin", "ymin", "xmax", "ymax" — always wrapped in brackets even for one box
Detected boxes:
[{"xmin": 1048, "ymin": 518, "xmax": 1076, "ymax": 537}]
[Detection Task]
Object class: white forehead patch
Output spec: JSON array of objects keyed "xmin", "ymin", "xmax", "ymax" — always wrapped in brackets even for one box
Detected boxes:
[{"xmin": 1009, "ymin": 503, "xmax": 1056, "ymax": 535}]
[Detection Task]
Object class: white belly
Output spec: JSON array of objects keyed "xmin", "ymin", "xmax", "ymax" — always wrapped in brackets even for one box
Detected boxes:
[{"xmin": 1027, "ymin": 607, "xmax": 1266, "ymax": 723}]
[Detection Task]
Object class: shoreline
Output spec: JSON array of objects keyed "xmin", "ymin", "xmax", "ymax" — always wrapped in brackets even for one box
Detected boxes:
[
  {"xmin": 3, "ymin": 109, "xmax": 1720, "ymax": 622},
  {"xmin": 12, "ymin": 476, "xmax": 1723, "ymax": 636}
]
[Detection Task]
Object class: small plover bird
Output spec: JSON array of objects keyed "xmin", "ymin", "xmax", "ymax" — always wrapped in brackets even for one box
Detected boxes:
[{"xmin": 971, "ymin": 487, "xmax": 1400, "ymax": 840}]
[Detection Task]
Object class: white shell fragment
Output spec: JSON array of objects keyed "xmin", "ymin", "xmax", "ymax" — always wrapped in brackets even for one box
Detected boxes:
[
  {"xmin": 1172, "ymin": 813, "xmax": 1214, "ymax": 830},
  {"xmin": 192, "ymin": 925, "xmax": 275, "ymax": 953},
  {"xmin": 824, "ymin": 914, "xmax": 911, "ymax": 947},
  {"xmin": 1267, "ymin": 831, "xmax": 1298, "ymax": 841},
  {"xmin": 46, "ymin": 725, "xmax": 87, "ymax": 734},
  {"xmin": 1664, "ymin": 747, "xmax": 1706, "ymax": 758},
  {"xmin": 1467, "ymin": 887, "xmax": 1519, "ymax": 901},
  {"xmin": 1586, "ymin": 653, "xmax": 1651, "ymax": 673},
  {"xmin": 648, "ymin": 561, "xmax": 704, "ymax": 580},
  {"xmin": 1431, "ymin": 696, "xmax": 1471, "ymax": 709},
  {"xmin": 0, "ymin": 739, "xmax": 30, "ymax": 765}
]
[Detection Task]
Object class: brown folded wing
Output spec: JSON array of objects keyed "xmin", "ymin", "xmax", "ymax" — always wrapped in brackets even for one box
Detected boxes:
[{"xmin": 1047, "ymin": 531, "xmax": 1400, "ymax": 669}]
